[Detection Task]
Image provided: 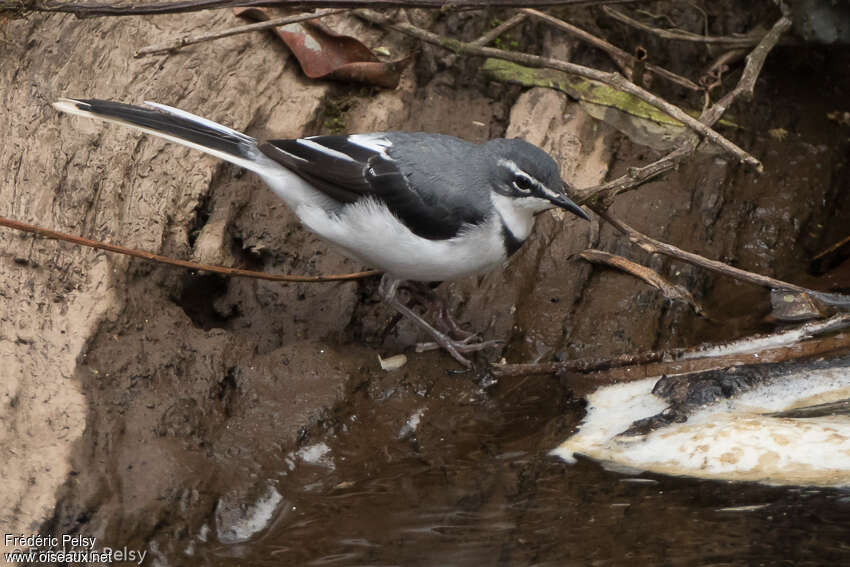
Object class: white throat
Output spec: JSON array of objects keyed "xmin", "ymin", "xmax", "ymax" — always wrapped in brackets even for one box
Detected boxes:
[{"xmin": 490, "ymin": 192, "xmax": 536, "ymax": 242}]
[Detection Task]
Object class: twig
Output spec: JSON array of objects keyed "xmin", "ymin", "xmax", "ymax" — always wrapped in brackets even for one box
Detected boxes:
[
  {"xmin": 0, "ymin": 215, "xmax": 380, "ymax": 282},
  {"xmin": 356, "ymin": 9, "xmax": 762, "ymax": 169},
  {"xmin": 506, "ymin": 11, "xmax": 807, "ymax": 382},
  {"xmin": 445, "ymin": 12, "xmax": 527, "ymax": 67},
  {"xmin": 522, "ymin": 8, "xmax": 700, "ymax": 91},
  {"xmin": 813, "ymin": 234, "xmax": 850, "ymax": 261},
  {"xmin": 578, "ymin": 146, "xmax": 692, "ymax": 209},
  {"xmin": 494, "ymin": 349, "xmax": 670, "ymax": 377},
  {"xmin": 500, "ymin": 9, "xmax": 801, "ymax": 378},
  {"xmin": 491, "ymin": 314, "xmax": 850, "ymax": 377},
  {"xmin": 602, "ymin": 6, "xmax": 766, "ymax": 46},
  {"xmin": 1, "ymin": 0, "xmax": 648, "ymax": 17},
  {"xmin": 698, "ymin": 14, "xmax": 792, "ymax": 126},
  {"xmin": 473, "ymin": 12, "xmax": 528, "ymax": 46},
  {"xmin": 580, "ymin": 12, "xmax": 792, "ymax": 207},
  {"xmin": 595, "ymin": 209, "xmax": 850, "ymax": 309},
  {"xmin": 578, "ymin": 249, "xmax": 706, "ymax": 315},
  {"xmin": 702, "ymin": 48, "xmax": 747, "ymax": 84},
  {"xmin": 135, "ymin": 8, "xmax": 348, "ymax": 57}
]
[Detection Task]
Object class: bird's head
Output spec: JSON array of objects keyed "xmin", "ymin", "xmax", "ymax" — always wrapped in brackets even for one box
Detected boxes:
[{"xmin": 485, "ymin": 138, "xmax": 589, "ymax": 221}]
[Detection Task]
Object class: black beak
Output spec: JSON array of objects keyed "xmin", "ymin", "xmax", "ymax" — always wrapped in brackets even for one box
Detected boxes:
[{"xmin": 549, "ymin": 183, "xmax": 589, "ymax": 221}]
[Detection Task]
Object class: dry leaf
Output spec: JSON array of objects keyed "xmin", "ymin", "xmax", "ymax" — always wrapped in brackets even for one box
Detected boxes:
[{"xmin": 235, "ymin": 7, "xmax": 410, "ymax": 88}]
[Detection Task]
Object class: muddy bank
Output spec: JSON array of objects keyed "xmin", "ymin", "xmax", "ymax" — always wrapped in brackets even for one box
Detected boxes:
[{"xmin": 1, "ymin": 4, "xmax": 849, "ymax": 565}]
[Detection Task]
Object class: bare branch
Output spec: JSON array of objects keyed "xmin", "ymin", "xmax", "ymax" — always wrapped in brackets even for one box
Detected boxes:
[
  {"xmin": 813, "ymin": 234, "xmax": 850, "ymax": 261},
  {"xmin": 578, "ymin": 249, "xmax": 706, "ymax": 316},
  {"xmin": 135, "ymin": 8, "xmax": 348, "ymax": 57},
  {"xmin": 699, "ymin": 14, "xmax": 793, "ymax": 125},
  {"xmin": 472, "ymin": 11, "xmax": 528, "ymax": 46},
  {"xmin": 0, "ymin": 215, "xmax": 380, "ymax": 283},
  {"xmin": 445, "ymin": 12, "xmax": 527, "ymax": 67},
  {"xmin": 2, "ymin": 0, "xmax": 646, "ymax": 17},
  {"xmin": 578, "ymin": 146, "xmax": 692, "ymax": 208},
  {"xmin": 602, "ymin": 6, "xmax": 766, "ymax": 46},
  {"xmin": 492, "ymin": 314, "xmax": 850, "ymax": 377},
  {"xmin": 595, "ymin": 209, "xmax": 850, "ymax": 309},
  {"xmin": 580, "ymin": 12, "xmax": 792, "ymax": 207},
  {"xmin": 356, "ymin": 9, "xmax": 762, "ymax": 169},
  {"xmin": 522, "ymin": 8, "xmax": 701, "ymax": 91}
]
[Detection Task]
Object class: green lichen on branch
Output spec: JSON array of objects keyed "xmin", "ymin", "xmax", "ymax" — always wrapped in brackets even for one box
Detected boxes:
[
  {"xmin": 438, "ymin": 36, "xmax": 465, "ymax": 54},
  {"xmin": 482, "ymin": 58, "xmax": 738, "ymax": 129}
]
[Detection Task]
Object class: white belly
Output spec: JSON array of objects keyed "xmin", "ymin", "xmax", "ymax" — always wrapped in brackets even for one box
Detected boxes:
[{"xmin": 296, "ymin": 198, "xmax": 509, "ymax": 282}]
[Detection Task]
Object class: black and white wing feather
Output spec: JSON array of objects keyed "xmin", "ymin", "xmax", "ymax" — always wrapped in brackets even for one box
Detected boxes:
[{"xmin": 260, "ymin": 134, "xmax": 486, "ymax": 240}]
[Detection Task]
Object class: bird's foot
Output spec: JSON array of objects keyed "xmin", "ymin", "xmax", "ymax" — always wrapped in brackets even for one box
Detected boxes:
[
  {"xmin": 434, "ymin": 305, "xmax": 477, "ymax": 341},
  {"xmin": 415, "ymin": 334, "xmax": 505, "ymax": 368},
  {"xmin": 380, "ymin": 275, "xmax": 503, "ymax": 368},
  {"xmin": 402, "ymin": 281, "xmax": 476, "ymax": 341}
]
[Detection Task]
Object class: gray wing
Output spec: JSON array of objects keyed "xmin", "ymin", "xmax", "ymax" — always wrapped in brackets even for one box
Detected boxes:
[{"xmin": 259, "ymin": 133, "xmax": 486, "ymax": 240}]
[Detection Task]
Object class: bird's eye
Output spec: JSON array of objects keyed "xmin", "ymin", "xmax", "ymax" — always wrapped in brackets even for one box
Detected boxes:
[{"xmin": 513, "ymin": 175, "xmax": 533, "ymax": 192}]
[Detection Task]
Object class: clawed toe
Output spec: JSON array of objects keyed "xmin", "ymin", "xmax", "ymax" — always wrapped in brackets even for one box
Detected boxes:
[
  {"xmin": 415, "ymin": 336, "xmax": 505, "ymax": 368},
  {"xmin": 381, "ymin": 275, "xmax": 504, "ymax": 368}
]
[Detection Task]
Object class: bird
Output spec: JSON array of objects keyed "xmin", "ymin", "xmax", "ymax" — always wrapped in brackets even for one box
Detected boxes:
[{"xmin": 52, "ymin": 98, "xmax": 589, "ymax": 367}]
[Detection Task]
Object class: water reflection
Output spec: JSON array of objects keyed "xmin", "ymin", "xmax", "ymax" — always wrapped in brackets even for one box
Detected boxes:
[{"xmin": 197, "ymin": 439, "xmax": 850, "ymax": 564}]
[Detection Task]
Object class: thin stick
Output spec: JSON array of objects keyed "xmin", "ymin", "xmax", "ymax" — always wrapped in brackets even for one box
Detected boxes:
[
  {"xmin": 355, "ymin": 9, "xmax": 762, "ymax": 170},
  {"xmin": 579, "ymin": 12, "xmax": 792, "ymax": 207},
  {"xmin": 602, "ymin": 6, "xmax": 765, "ymax": 46},
  {"xmin": 578, "ymin": 249, "xmax": 706, "ymax": 315},
  {"xmin": 582, "ymin": 16, "xmax": 805, "ymax": 303},
  {"xmin": 445, "ymin": 12, "xmax": 528, "ymax": 67},
  {"xmin": 473, "ymin": 12, "xmax": 528, "ymax": 46},
  {"xmin": 501, "ymin": 331, "xmax": 850, "ymax": 380},
  {"xmin": 491, "ymin": 314, "xmax": 850, "ymax": 377},
  {"xmin": 499, "ymin": 11, "xmax": 837, "ymax": 378},
  {"xmin": 522, "ymin": 8, "xmax": 700, "ymax": 91},
  {"xmin": 813, "ymin": 234, "xmax": 850, "ymax": 261},
  {"xmin": 596, "ymin": 210, "xmax": 850, "ymax": 309},
  {"xmin": 0, "ymin": 215, "xmax": 380, "ymax": 282},
  {"xmin": 578, "ymin": 145, "xmax": 692, "ymax": 208},
  {"xmin": 698, "ymin": 14, "xmax": 792, "ymax": 125},
  {"xmin": 135, "ymin": 8, "xmax": 348, "ymax": 57},
  {"xmin": 3, "ymin": 0, "xmax": 648, "ymax": 17}
]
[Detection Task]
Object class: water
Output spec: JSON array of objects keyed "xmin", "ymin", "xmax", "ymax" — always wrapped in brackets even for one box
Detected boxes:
[{"xmin": 192, "ymin": 370, "xmax": 850, "ymax": 566}]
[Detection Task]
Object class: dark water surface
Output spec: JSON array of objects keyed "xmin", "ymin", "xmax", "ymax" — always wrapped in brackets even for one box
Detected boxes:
[{"xmin": 196, "ymin": 370, "xmax": 850, "ymax": 566}]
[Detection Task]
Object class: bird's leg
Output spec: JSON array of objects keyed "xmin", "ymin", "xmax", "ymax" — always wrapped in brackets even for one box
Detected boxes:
[
  {"xmin": 435, "ymin": 299, "xmax": 477, "ymax": 340},
  {"xmin": 402, "ymin": 282, "xmax": 475, "ymax": 340},
  {"xmin": 379, "ymin": 275, "xmax": 501, "ymax": 368}
]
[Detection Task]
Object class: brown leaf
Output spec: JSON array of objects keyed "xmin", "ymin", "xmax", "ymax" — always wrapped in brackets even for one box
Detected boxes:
[{"xmin": 235, "ymin": 7, "xmax": 409, "ymax": 88}]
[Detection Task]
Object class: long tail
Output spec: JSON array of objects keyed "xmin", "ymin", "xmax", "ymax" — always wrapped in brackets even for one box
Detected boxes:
[{"xmin": 52, "ymin": 98, "xmax": 264, "ymax": 172}]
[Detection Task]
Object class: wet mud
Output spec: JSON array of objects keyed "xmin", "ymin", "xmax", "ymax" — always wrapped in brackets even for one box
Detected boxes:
[{"xmin": 3, "ymin": 5, "xmax": 850, "ymax": 565}]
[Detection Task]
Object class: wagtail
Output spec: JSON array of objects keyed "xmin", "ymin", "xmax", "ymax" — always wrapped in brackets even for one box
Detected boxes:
[{"xmin": 52, "ymin": 99, "xmax": 589, "ymax": 367}]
